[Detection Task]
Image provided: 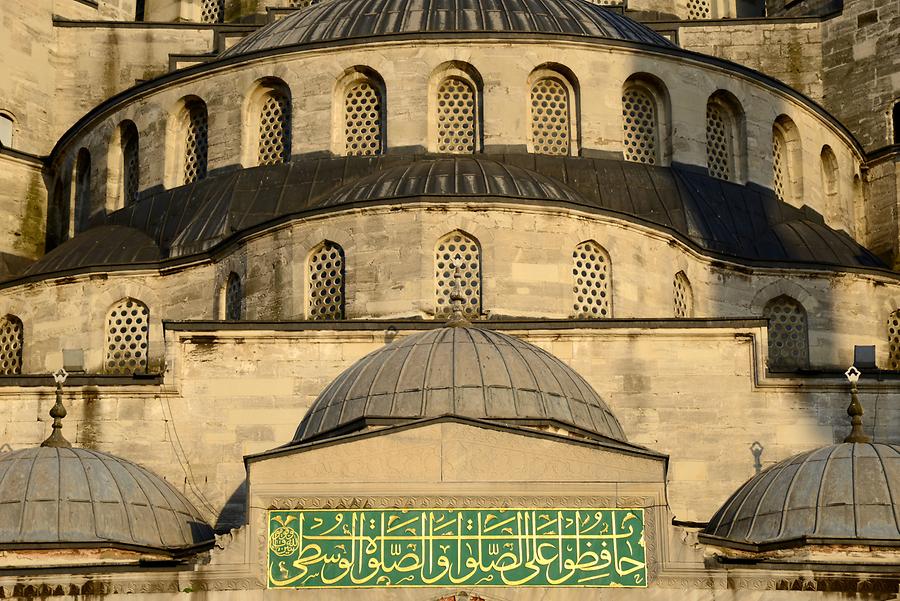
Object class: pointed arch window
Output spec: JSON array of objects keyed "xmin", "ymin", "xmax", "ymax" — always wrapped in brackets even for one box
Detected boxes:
[
  {"xmin": 773, "ymin": 116, "xmax": 802, "ymax": 203},
  {"xmin": 121, "ymin": 121, "xmax": 140, "ymax": 205},
  {"xmin": 308, "ymin": 242, "xmax": 345, "ymax": 319},
  {"xmin": 763, "ymin": 295, "xmax": 808, "ymax": 370},
  {"xmin": 344, "ymin": 78, "xmax": 383, "ymax": 156},
  {"xmin": 224, "ymin": 272, "xmax": 242, "ymax": 321},
  {"xmin": 183, "ymin": 100, "xmax": 209, "ymax": 184},
  {"xmin": 435, "ymin": 231, "xmax": 481, "ymax": 318},
  {"xmin": 74, "ymin": 148, "xmax": 91, "ymax": 233},
  {"xmin": 258, "ymin": 90, "xmax": 291, "ymax": 165},
  {"xmin": 530, "ymin": 76, "xmax": 572, "ymax": 156},
  {"xmin": 706, "ymin": 93, "xmax": 744, "ymax": 182},
  {"xmin": 200, "ymin": 0, "xmax": 224, "ymax": 22},
  {"xmin": 622, "ymin": 78, "xmax": 668, "ymax": 165},
  {"xmin": 820, "ymin": 145, "xmax": 839, "ymax": 198},
  {"xmin": 572, "ymin": 241, "xmax": 611, "ymax": 318},
  {"xmin": 0, "ymin": 315, "xmax": 24, "ymax": 375},
  {"xmin": 673, "ymin": 271, "xmax": 693, "ymax": 318},
  {"xmin": 435, "ymin": 77, "xmax": 477, "ymax": 154},
  {"xmin": 105, "ymin": 298, "xmax": 150, "ymax": 374}
]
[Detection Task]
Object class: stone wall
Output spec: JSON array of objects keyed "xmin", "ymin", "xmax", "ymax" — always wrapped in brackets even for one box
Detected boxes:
[{"xmin": 0, "ymin": 152, "xmax": 46, "ymax": 264}]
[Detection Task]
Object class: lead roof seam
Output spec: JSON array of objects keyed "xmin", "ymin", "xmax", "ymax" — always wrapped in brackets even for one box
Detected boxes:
[
  {"xmin": 450, "ymin": 328, "xmax": 458, "ymax": 414},
  {"xmin": 851, "ymin": 443, "xmax": 859, "ymax": 538},
  {"xmin": 16, "ymin": 451, "xmax": 40, "ymax": 541},
  {"xmin": 529, "ymin": 342, "xmax": 586, "ymax": 432},
  {"xmin": 56, "ymin": 448, "xmax": 61, "ymax": 542},
  {"xmin": 118, "ymin": 459, "xmax": 171, "ymax": 547},
  {"xmin": 419, "ymin": 329, "xmax": 442, "ymax": 418},
  {"xmin": 811, "ymin": 445, "xmax": 841, "ymax": 537},
  {"xmin": 488, "ymin": 331, "xmax": 523, "ymax": 417},
  {"xmin": 386, "ymin": 341, "xmax": 414, "ymax": 417},
  {"xmin": 871, "ymin": 443, "xmax": 900, "ymax": 535},
  {"xmin": 720, "ymin": 461, "xmax": 776, "ymax": 541},
  {"xmin": 89, "ymin": 451, "xmax": 139, "ymax": 544},
  {"xmin": 362, "ymin": 341, "xmax": 400, "ymax": 417},
  {"xmin": 71, "ymin": 450, "xmax": 102, "ymax": 542},
  {"xmin": 502, "ymin": 334, "xmax": 551, "ymax": 419},
  {"xmin": 463, "ymin": 327, "xmax": 489, "ymax": 419},
  {"xmin": 775, "ymin": 449, "xmax": 817, "ymax": 540}
]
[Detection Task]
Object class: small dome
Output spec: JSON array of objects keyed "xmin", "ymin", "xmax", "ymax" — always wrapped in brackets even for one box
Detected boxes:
[
  {"xmin": 293, "ymin": 325, "xmax": 627, "ymax": 443},
  {"xmin": 0, "ymin": 446, "xmax": 214, "ymax": 553},
  {"xmin": 701, "ymin": 442, "xmax": 900, "ymax": 551},
  {"xmin": 223, "ymin": 0, "xmax": 673, "ymax": 58}
]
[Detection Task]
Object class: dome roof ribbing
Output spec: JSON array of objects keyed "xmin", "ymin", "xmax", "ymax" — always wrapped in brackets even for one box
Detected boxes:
[
  {"xmin": 700, "ymin": 442, "xmax": 900, "ymax": 551},
  {"xmin": 293, "ymin": 325, "xmax": 627, "ymax": 444},
  {"xmin": 222, "ymin": 0, "xmax": 674, "ymax": 58}
]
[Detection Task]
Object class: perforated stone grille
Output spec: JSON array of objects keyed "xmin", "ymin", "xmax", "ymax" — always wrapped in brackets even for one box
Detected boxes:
[
  {"xmin": 0, "ymin": 316, "xmax": 23, "ymax": 375},
  {"xmin": 200, "ymin": 0, "xmax": 224, "ymax": 22},
  {"xmin": 530, "ymin": 78, "xmax": 570, "ymax": 156},
  {"xmin": 763, "ymin": 296, "xmax": 808, "ymax": 369},
  {"xmin": 309, "ymin": 243, "xmax": 345, "ymax": 320},
  {"xmin": 345, "ymin": 81, "xmax": 382, "ymax": 156},
  {"xmin": 622, "ymin": 87, "xmax": 658, "ymax": 165},
  {"xmin": 105, "ymin": 299, "xmax": 149, "ymax": 374},
  {"xmin": 183, "ymin": 104, "xmax": 208, "ymax": 184},
  {"xmin": 586, "ymin": 0, "xmax": 623, "ymax": 4},
  {"xmin": 888, "ymin": 311, "xmax": 900, "ymax": 370},
  {"xmin": 225, "ymin": 273, "xmax": 242, "ymax": 321},
  {"xmin": 687, "ymin": 0, "xmax": 711, "ymax": 19},
  {"xmin": 436, "ymin": 78, "xmax": 476, "ymax": 154},
  {"xmin": 573, "ymin": 241, "xmax": 610, "ymax": 318},
  {"xmin": 289, "ymin": 0, "xmax": 321, "ymax": 5},
  {"xmin": 674, "ymin": 272, "xmax": 692, "ymax": 318},
  {"xmin": 706, "ymin": 103, "xmax": 733, "ymax": 181},
  {"xmin": 123, "ymin": 129, "xmax": 139, "ymax": 205},
  {"xmin": 258, "ymin": 93, "xmax": 291, "ymax": 166},
  {"xmin": 773, "ymin": 129, "xmax": 786, "ymax": 202},
  {"xmin": 435, "ymin": 232, "xmax": 481, "ymax": 317}
]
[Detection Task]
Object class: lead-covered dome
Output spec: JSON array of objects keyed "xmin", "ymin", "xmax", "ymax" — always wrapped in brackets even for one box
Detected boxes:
[
  {"xmin": 293, "ymin": 325, "xmax": 627, "ymax": 444},
  {"xmin": 700, "ymin": 442, "xmax": 900, "ymax": 551},
  {"xmin": 223, "ymin": 0, "xmax": 674, "ymax": 58},
  {"xmin": 0, "ymin": 446, "xmax": 214, "ymax": 554}
]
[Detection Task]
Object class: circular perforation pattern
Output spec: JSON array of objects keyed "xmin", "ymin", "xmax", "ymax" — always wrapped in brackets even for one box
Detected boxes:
[
  {"xmin": 436, "ymin": 78, "xmax": 476, "ymax": 154},
  {"xmin": 687, "ymin": 0, "xmax": 711, "ymax": 19},
  {"xmin": 225, "ymin": 273, "xmax": 242, "ymax": 321},
  {"xmin": 435, "ymin": 232, "xmax": 481, "ymax": 317},
  {"xmin": 706, "ymin": 104, "xmax": 733, "ymax": 181},
  {"xmin": 622, "ymin": 87, "xmax": 658, "ymax": 165},
  {"xmin": 200, "ymin": 0, "xmax": 224, "ymax": 22},
  {"xmin": 888, "ymin": 311, "xmax": 900, "ymax": 370},
  {"xmin": 309, "ymin": 243, "xmax": 345, "ymax": 320},
  {"xmin": 530, "ymin": 78, "xmax": 570, "ymax": 156},
  {"xmin": 345, "ymin": 81, "xmax": 382, "ymax": 156},
  {"xmin": 258, "ymin": 93, "xmax": 291, "ymax": 166},
  {"xmin": 0, "ymin": 316, "xmax": 23, "ymax": 375},
  {"xmin": 572, "ymin": 241, "xmax": 610, "ymax": 318},
  {"xmin": 123, "ymin": 129, "xmax": 139, "ymax": 205},
  {"xmin": 183, "ymin": 104, "xmax": 208, "ymax": 184},
  {"xmin": 773, "ymin": 130, "xmax": 786, "ymax": 202},
  {"xmin": 105, "ymin": 299, "xmax": 149, "ymax": 374},
  {"xmin": 763, "ymin": 296, "xmax": 808, "ymax": 369},
  {"xmin": 289, "ymin": 0, "xmax": 322, "ymax": 5},
  {"xmin": 673, "ymin": 272, "xmax": 693, "ymax": 318}
]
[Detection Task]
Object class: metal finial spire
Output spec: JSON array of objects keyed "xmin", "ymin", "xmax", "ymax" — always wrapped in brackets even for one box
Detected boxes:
[
  {"xmin": 41, "ymin": 368, "xmax": 72, "ymax": 448},
  {"xmin": 446, "ymin": 257, "xmax": 471, "ymax": 328},
  {"xmin": 843, "ymin": 366, "xmax": 870, "ymax": 444}
]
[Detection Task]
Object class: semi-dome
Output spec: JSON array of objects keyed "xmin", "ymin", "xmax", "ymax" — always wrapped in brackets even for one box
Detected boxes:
[
  {"xmin": 223, "ymin": 0, "xmax": 674, "ymax": 58},
  {"xmin": 700, "ymin": 442, "xmax": 900, "ymax": 551},
  {"xmin": 0, "ymin": 446, "xmax": 214, "ymax": 554},
  {"xmin": 293, "ymin": 324, "xmax": 627, "ymax": 443}
]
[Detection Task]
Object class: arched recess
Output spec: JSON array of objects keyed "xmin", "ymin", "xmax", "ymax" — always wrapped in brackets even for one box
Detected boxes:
[
  {"xmin": 621, "ymin": 73, "xmax": 671, "ymax": 166},
  {"xmin": 333, "ymin": 67, "xmax": 385, "ymax": 156},
  {"xmin": 428, "ymin": 61, "xmax": 482, "ymax": 154},
  {"xmin": 220, "ymin": 272, "xmax": 243, "ymax": 320},
  {"xmin": 435, "ymin": 230, "xmax": 482, "ymax": 318},
  {"xmin": 0, "ymin": 111, "xmax": 14, "ymax": 148},
  {"xmin": 73, "ymin": 147, "xmax": 92, "ymax": 234},
  {"xmin": 307, "ymin": 241, "xmax": 345, "ymax": 320},
  {"xmin": 165, "ymin": 95, "xmax": 209, "ymax": 188},
  {"xmin": 772, "ymin": 114, "xmax": 803, "ymax": 203},
  {"xmin": 819, "ymin": 145, "xmax": 839, "ymax": 199},
  {"xmin": 572, "ymin": 240, "xmax": 611, "ymax": 319},
  {"xmin": 104, "ymin": 297, "xmax": 150, "ymax": 375},
  {"xmin": 527, "ymin": 64, "xmax": 579, "ymax": 156},
  {"xmin": 107, "ymin": 120, "xmax": 140, "ymax": 212},
  {"xmin": 705, "ymin": 90, "xmax": 746, "ymax": 182},
  {"xmin": 892, "ymin": 101, "xmax": 900, "ymax": 145},
  {"xmin": 762, "ymin": 295, "xmax": 809, "ymax": 370},
  {"xmin": 0, "ymin": 315, "xmax": 24, "ymax": 375},
  {"xmin": 673, "ymin": 271, "xmax": 693, "ymax": 317},
  {"xmin": 243, "ymin": 77, "xmax": 292, "ymax": 166}
]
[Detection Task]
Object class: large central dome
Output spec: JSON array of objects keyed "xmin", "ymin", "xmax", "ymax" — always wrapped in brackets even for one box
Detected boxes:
[{"xmin": 223, "ymin": 0, "xmax": 674, "ymax": 57}]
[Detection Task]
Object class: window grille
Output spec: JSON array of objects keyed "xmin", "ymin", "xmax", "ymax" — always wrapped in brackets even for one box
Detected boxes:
[
  {"xmin": 772, "ymin": 128, "xmax": 787, "ymax": 201},
  {"xmin": 888, "ymin": 310, "xmax": 900, "ymax": 370},
  {"xmin": 673, "ymin": 271, "xmax": 693, "ymax": 318},
  {"xmin": 572, "ymin": 241, "xmax": 611, "ymax": 318},
  {"xmin": 530, "ymin": 77, "xmax": 570, "ymax": 156},
  {"xmin": 200, "ymin": 0, "xmax": 224, "ymax": 22},
  {"xmin": 308, "ymin": 242, "xmax": 345, "ymax": 320},
  {"xmin": 344, "ymin": 81, "xmax": 382, "ymax": 156},
  {"xmin": 122, "ymin": 125, "xmax": 139, "ymax": 205},
  {"xmin": 435, "ymin": 232, "xmax": 481, "ymax": 318},
  {"xmin": 622, "ymin": 87, "xmax": 658, "ymax": 165},
  {"xmin": 763, "ymin": 296, "xmax": 808, "ymax": 369},
  {"xmin": 258, "ymin": 93, "xmax": 291, "ymax": 166},
  {"xmin": 225, "ymin": 273, "xmax": 242, "ymax": 321},
  {"xmin": 706, "ymin": 103, "xmax": 733, "ymax": 181},
  {"xmin": 183, "ymin": 102, "xmax": 208, "ymax": 184},
  {"xmin": 289, "ymin": 0, "xmax": 320, "ymax": 5},
  {"xmin": 687, "ymin": 0, "xmax": 711, "ymax": 19},
  {"xmin": 105, "ymin": 298, "xmax": 149, "ymax": 374},
  {"xmin": 436, "ymin": 77, "xmax": 476, "ymax": 154},
  {"xmin": 0, "ymin": 315, "xmax": 23, "ymax": 375}
]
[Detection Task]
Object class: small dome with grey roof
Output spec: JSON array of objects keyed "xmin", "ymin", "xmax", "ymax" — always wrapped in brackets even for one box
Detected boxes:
[{"xmin": 292, "ymin": 324, "xmax": 627, "ymax": 444}]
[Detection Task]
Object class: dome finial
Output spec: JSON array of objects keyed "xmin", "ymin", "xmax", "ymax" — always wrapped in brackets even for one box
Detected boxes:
[
  {"xmin": 41, "ymin": 368, "xmax": 72, "ymax": 448},
  {"xmin": 843, "ymin": 366, "xmax": 870, "ymax": 443},
  {"xmin": 446, "ymin": 256, "xmax": 471, "ymax": 328}
]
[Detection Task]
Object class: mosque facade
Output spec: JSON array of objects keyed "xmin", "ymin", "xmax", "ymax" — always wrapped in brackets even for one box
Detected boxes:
[{"xmin": 0, "ymin": 0, "xmax": 898, "ymax": 598}]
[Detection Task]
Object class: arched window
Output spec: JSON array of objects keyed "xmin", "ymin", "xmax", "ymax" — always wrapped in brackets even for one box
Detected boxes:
[
  {"xmin": 572, "ymin": 240, "xmax": 611, "ymax": 319},
  {"xmin": 0, "ymin": 315, "xmax": 24, "ymax": 375},
  {"xmin": 120, "ymin": 121, "xmax": 140, "ymax": 206},
  {"xmin": 706, "ymin": 92, "xmax": 744, "ymax": 182},
  {"xmin": 529, "ymin": 70, "xmax": 576, "ymax": 156},
  {"xmin": 0, "ymin": 113, "xmax": 13, "ymax": 148},
  {"xmin": 200, "ymin": 0, "xmax": 224, "ymax": 22},
  {"xmin": 435, "ymin": 231, "xmax": 481, "ymax": 318},
  {"xmin": 763, "ymin": 295, "xmax": 808, "ymax": 370},
  {"xmin": 308, "ymin": 242, "xmax": 345, "ymax": 320},
  {"xmin": 687, "ymin": 0, "xmax": 711, "ymax": 19},
  {"xmin": 673, "ymin": 271, "xmax": 693, "ymax": 317},
  {"xmin": 223, "ymin": 272, "xmax": 242, "ymax": 320},
  {"xmin": 343, "ymin": 75, "xmax": 383, "ymax": 156},
  {"xmin": 622, "ymin": 76, "xmax": 669, "ymax": 165},
  {"xmin": 105, "ymin": 298, "xmax": 150, "ymax": 374},
  {"xmin": 73, "ymin": 148, "xmax": 91, "ymax": 233},
  {"xmin": 772, "ymin": 116, "xmax": 802, "ymax": 203},
  {"xmin": 435, "ymin": 77, "xmax": 478, "ymax": 154},
  {"xmin": 888, "ymin": 310, "xmax": 900, "ymax": 370},
  {"xmin": 183, "ymin": 99, "xmax": 209, "ymax": 184},
  {"xmin": 820, "ymin": 145, "xmax": 838, "ymax": 198},
  {"xmin": 257, "ymin": 87, "xmax": 291, "ymax": 166}
]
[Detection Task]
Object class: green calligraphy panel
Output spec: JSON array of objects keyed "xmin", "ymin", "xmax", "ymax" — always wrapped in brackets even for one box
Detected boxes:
[{"xmin": 267, "ymin": 508, "xmax": 646, "ymax": 588}]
